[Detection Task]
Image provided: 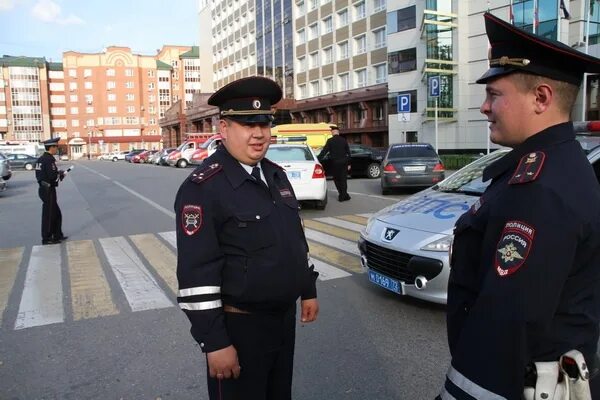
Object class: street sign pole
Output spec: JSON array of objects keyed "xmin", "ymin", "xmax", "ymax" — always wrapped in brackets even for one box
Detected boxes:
[
  {"xmin": 397, "ymin": 94, "xmax": 411, "ymax": 142},
  {"xmin": 429, "ymin": 76, "xmax": 440, "ymax": 152},
  {"xmin": 435, "ymin": 97, "xmax": 439, "ymax": 153}
]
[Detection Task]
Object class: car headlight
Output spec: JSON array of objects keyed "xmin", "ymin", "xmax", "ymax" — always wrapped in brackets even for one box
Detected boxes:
[
  {"xmin": 420, "ymin": 235, "xmax": 454, "ymax": 252},
  {"xmin": 364, "ymin": 217, "xmax": 376, "ymax": 236}
]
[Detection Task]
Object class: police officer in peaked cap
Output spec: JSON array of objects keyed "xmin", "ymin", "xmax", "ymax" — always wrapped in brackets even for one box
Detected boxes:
[
  {"xmin": 36, "ymin": 137, "xmax": 67, "ymax": 245},
  {"xmin": 174, "ymin": 76, "xmax": 319, "ymax": 400},
  {"xmin": 437, "ymin": 12, "xmax": 600, "ymax": 399}
]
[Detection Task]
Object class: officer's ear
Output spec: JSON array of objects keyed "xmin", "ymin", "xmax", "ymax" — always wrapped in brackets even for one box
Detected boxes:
[{"xmin": 532, "ymin": 83, "xmax": 554, "ymax": 115}]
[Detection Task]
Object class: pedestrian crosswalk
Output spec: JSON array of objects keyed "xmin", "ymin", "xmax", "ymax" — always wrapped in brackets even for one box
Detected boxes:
[{"xmin": 0, "ymin": 214, "xmax": 371, "ymax": 331}]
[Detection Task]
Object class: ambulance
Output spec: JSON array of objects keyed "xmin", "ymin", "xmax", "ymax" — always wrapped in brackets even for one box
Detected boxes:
[{"xmin": 270, "ymin": 123, "xmax": 333, "ymax": 150}]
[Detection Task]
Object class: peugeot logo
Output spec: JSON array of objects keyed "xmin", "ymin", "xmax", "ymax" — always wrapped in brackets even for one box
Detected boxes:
[{"xmin": 383, "ymin": 228, "xmax": 400, "ymax": 242}]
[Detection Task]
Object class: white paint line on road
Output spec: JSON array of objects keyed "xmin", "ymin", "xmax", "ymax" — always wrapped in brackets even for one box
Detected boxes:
[
  {"xmin": 304, "ymin": 229, "xmax": 360, "ymax": 256},
  {"xmin": 99, "ymin": 237, "xmax": 172, "ymax": 312},
  {"xmin": 358, "ymin": 213, "xmax": 373, "ymax": 218},
  {"xmin": 327, "ymin": 189, "xmax": 397, "ymax": 202},
  {"xmin": 314, "ymin": 217, "xmax": 365, "ymax": 233},
  {"xmin": 77, "ymin": 163, "xmax": 176, "ymax": 219},
  {"xmin": 311, "ymin": 258, "xmax": 352, "ymax": 281},
  {"xmin": 15, "ymin": 244, "xmax": 64, "ymax": 330},
  {"xmin": 159, "ymin": 231, "xmax": 177, "ymax": 249}
]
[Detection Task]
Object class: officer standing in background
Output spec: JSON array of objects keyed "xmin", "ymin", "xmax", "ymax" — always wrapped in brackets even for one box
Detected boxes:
[
  {"xmin": 36, "ymin": 137, "xmax": 67, "ymax": 245},
  {"xmin": 174, "ymin": 76, "xmax": 319, "ymax": 400},
  {"xmin": 437, "ymin": 13, "xmax": 600, "ymax": 399},
  {"xmin": 318, "ymin": 125, "xmax": 351, "ymax": 201}
]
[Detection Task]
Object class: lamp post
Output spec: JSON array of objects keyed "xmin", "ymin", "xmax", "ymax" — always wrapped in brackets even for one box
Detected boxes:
[{"xmin": 87, "ymin": 131, "xmax": 92, "ymax": 160}]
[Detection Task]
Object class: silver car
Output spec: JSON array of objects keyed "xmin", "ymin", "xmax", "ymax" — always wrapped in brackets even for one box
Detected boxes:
[
  {"xmin": 0, "ymin": 152, "xmax": 12, "ymax": 182},
  {"xmin": 359, "ymin": 137, "xmax": 600, "ymax": 304}
]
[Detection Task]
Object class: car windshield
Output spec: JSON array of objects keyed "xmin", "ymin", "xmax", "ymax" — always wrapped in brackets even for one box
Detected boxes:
[
  {"xmin": 387, "ymin": 144, "xmax": 438, "ymax": 158},
  {"xmin": 434, "ymin": 149, "xmax": 509, "ymax": 195},
  {"xmin": 266, "ymin": 146, "xmax": 315, "ymax": 162},
  {"xmin": 575, "ymin": 135, "xmax": 600, "ymax": 155}
]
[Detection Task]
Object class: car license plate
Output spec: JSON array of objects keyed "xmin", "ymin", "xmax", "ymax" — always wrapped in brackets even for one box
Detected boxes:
[
  {"xmin": 403, "ymin": 165, "xmax": 426, "ymax": 172},
  {"xmin": 287, "ymin": 171, "xmax": 301, "ymax": 180},
  {"xmin": 368, "ymin": 270, "xmax": 403, "ymax": 294}
]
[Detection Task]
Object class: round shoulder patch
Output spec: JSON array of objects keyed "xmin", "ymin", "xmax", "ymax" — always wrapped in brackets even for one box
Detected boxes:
[
  {"xmin": 495, "ymin": 221, "xmax": 535, "ymax": 277},
  {"xmin": 181, "ymin": 205, "xmax": 203, "ymax": 236}
]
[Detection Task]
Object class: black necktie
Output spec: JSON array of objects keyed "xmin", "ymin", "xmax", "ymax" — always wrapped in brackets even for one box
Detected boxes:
[{"xmin": 251, "ymin": 166, "xmax": 269, "ymax": 190}]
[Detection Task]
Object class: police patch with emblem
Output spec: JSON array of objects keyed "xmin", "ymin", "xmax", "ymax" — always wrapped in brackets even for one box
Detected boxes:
[
  {"xmin": 182, "ymin": 205, "xmax": 203, "ymax": 236},
  {"xmin": 279, "ymin": 188, "xmax": 292, "ymax": 198},
  {"xmin": 495, "ymin": 220, "xmax": 535, "ymax": 277}
]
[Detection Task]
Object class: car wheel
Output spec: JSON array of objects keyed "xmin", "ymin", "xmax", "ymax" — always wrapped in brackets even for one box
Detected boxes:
[
  {"xmin": 315, "ymin": 195, "xmax": 328, "ymax": 210},
  {"xmin": 25, "ymin": 163, "xmax": 34, "ymax": 171},
  {"xmin": 177, "ymin": 159, "xmax": 188, "ymax": 168},
  {"xmin": 367, "ymin": 163, "xmax": 382, "ymax": 179},
  {"xmin": 113, "ymin": 157, "xmax": 118, "ymax": 162}
]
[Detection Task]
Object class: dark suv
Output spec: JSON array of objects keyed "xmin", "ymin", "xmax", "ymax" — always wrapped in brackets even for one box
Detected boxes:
[
  {"xmin": 380, "ymin": 143, "xmax": 445, "ymax": 194},
  {"xmin": 320, "ymin": 144, "xmax": 384, "ymax": 179}
]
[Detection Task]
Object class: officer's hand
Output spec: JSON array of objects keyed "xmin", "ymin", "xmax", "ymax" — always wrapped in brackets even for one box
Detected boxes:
[
  {"xmin": 300, "ymin": 298, "xmax": 319, "ymax": 323},
  {"xmin": 59, "ymin": 171, "xmax": 65, "ymax": 181},
  {"xmin": 207, "ymin": 345, "xmax": 241, "ymax": 380}
]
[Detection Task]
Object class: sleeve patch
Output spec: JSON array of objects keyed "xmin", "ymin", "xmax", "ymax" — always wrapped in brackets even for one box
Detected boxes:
[
  {"xmin": 508, "ymin": 151, "xmax": 545, "ymax": 185},
  {"xmin": 495, "ymin": 220, "xmax": 535, "ymax": 277},
  {"xmin": 182, "ymin": 205, "xmax": 203, "ymax": 236},
  {"xmin": 190, "ymin": 163, "xmax": 222, "ymax": 184}
]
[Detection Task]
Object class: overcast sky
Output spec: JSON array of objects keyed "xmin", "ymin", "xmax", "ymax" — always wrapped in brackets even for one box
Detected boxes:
[{"xmin": 0, "ymin": 0, "xmax": 200, "ymax": 61}]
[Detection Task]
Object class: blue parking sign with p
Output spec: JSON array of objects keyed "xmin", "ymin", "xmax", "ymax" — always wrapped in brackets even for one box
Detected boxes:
[
  {"xmin": 429, "ymin": 76, "xmax": 440, "ymax": 97},
  {"xmin": 397, "ymin": 94, "xmax": 411, "ymax": 113}
]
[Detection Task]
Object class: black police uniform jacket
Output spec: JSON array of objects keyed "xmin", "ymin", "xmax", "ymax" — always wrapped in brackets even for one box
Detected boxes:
[
  {"xmin": 320, "ymin": 135, "xmax": 350, "ymax": 163},
  {"xmin": 35, "ymin": 151, "xmax": 60, "ymax": 186},
  {"xmin": 174, "ymin": 146, "xmax": 318, "ymax": 353},
  {"xmin": 442, "ymin": 122, "xmax": 600, "ymax": 399}
]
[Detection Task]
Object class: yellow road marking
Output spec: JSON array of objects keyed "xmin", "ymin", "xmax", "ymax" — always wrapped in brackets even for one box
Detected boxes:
[
  {"xmin": 130, "ymin": 234, "xmax": 178, "ymax": 295},
  {"xmin": 304, "ymin": 219, "xmax": 360, "ymax": 242},
  {"xmin": 308, "ymin": 240, "xmax": 362, "ymax": 274},
  {"xmin": 0, "ymin": 247, "xmax": 23, "ymax": 324},
  {"xmin": 67, "ymin": 241, "xmax": 119, "ymax": 321},
  {"xmin": 337, "ymin": 215, "xmax": 369, "ymax": 225}
]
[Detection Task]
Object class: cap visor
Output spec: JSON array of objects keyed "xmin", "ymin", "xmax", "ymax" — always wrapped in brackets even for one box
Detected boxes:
[
  {"xmin": 476, "ymin": 67, "xmax": 518, "ymax": 84},
  {"xmin": 226, "ymin": 114, "xmax": 274, "ymax": 124}
]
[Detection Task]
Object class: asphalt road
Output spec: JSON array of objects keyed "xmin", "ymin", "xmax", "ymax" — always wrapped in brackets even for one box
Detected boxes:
[{"xmin": 0, "ymin": 160, "xmax": 450, "ymax": 399}]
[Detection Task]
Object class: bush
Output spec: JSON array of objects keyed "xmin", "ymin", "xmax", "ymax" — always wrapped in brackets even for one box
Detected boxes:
[{"xmin": 439, "ymin": 154, "xmax": 481, "ymax": 170}]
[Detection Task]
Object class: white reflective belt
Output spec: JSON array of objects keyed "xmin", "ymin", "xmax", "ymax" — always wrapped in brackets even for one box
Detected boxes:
[
  {"xmin": 447, "ymin": 365, "xmax": 507, "ymax": 400},
  {"xmin": 440, "ymin": 391, "xmax": 457, "ymax": 400},
  {"xmin": 179, "ymin": 299, "xmax": 222, "ymax": 311},
  {"xmin": 178, "ymin": 286, "xmax": 221, "ymax": 297}
]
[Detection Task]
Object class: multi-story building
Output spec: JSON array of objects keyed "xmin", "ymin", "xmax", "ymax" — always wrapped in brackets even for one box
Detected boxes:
[
  {"xmin": 387, "ymin": 0, "xmax": 600, "ymax": 152},
  {"xmin": 0, "ymin": 56, "xmax": 52, "ymax": 143}
]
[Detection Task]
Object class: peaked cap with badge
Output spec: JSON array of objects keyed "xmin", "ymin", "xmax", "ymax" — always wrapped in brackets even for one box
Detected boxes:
[
  {"xmin": 477, "ymin": 12, "xmax": 600, "ymax": 85},
  {"xmin": 208, "ymin": 76, "xmax": 282, "ymax": 124},
  {"xmin": 42, "ymin": 137, "xmax": 60, "ymax": 148}
]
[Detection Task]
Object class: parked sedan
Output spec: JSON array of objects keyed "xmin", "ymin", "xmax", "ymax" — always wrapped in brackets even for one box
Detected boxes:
[
  {"xmin": 157, "ymin": 148, "xmax": 176, "ymax": 166},
  {"xmin": 5, "ymin": 153, "xmax": 37, "ymax": 170},
  {"xmin": 319, "ymin": 143, "xmax": 384, "ymax": 179},
  {"xmin": 380, "ymin": 143, "xmax": 445, "ymax": 194},
  {"xmin": 265, "ymin": 144, "xmax": 327, "ymax": 209},
  {"xmin": 131, "ymin": 150, "xmax": 158, "ymax": 163},
  {"xmin": 124, "ymin": 149, "xmax": 145, "ymax": 162}
]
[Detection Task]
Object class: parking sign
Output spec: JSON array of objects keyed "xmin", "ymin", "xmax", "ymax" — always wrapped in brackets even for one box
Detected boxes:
[
  {"xmin": 397, "ymin": 94, "xmax": 411, "ymax": 113},
  {"xmin": 429, "ymin": 76, "xmax": 440, "ymax": 97}
]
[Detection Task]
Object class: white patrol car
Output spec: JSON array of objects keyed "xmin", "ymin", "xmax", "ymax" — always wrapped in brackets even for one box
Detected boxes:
[{"xmin": 359, "ymin": 121, "xmax": 600, "ymax": 304}]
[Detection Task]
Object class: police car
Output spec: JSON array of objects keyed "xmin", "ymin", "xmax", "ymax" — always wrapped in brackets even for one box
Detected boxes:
[
  {"xmin": 265, "ymin": 142, "xmax": 328, "ymax": 209},
  {"xmin": 358, "ymin": 121, "xmax": 600, "ymax": 304}
]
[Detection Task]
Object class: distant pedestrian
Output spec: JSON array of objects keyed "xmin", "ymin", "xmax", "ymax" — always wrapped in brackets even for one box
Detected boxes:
[
  {"xmin": 319, "ymin": 125, "xmax": 351, "ymax": 201},
  {"xmin": 35, "ymin": 137, "xmax": 67, "ymax": 245}
]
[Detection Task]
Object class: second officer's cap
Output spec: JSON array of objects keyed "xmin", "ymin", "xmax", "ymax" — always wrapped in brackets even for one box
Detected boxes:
[
  {"xmin": 477, "ymin": 12, "xmax": 600, "ymax": 85},
  {"xmin": 208, "ymin": 76, "xmax": 282, "ymax": 123},
  {"xmin": 42, "ymin": 137, "xmax": 60, "ymax": 148}
]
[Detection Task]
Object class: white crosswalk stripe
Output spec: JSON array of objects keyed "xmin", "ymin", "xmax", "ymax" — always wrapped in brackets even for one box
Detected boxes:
[{"xmin": 2, "ymin": 214, "xmax": 369, "ymax": 331}]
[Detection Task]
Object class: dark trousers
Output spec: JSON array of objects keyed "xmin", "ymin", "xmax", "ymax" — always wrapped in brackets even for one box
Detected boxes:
[
  {"xmin": 331, "ymin": 160, "xmax": 349, "ymax": 200},
  {"xmin": 38, "ymin": 186, "xmax": 62, "ymax": 241},
  {"xmin": 207, "ymin": 307, "xmax": 296, "ymax": 400}
]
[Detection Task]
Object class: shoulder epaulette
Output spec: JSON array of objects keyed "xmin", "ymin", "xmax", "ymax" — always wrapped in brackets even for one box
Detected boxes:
[
  {"xmin": 190, "ymin": 162, "xmax": 223, "ymax": 184},
  {"xmin": 263, "ymin": 157, "xmax": 284, "ymax": 170},
  {"xmin": 508, "ymin": 151, "xmax": 546, "ymax": 185}
]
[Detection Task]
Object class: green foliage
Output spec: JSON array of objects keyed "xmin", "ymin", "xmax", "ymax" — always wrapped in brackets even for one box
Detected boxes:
[{"xmin": 439, "ymin": 154, "xmax": 481, "ymax": 170}]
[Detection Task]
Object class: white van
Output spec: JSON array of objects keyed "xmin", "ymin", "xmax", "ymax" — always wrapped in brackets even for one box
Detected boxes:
[{"xmin": 0, "ymin": 142, "xmax": 45, "ymax": 157}]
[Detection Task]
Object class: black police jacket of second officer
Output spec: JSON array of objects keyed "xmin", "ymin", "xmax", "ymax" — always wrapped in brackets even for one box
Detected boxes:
[
  {"xmin": 35, "ymin": 151, "xmax": 60, "ymax": 186},
  {"xmin": 174, "ymin": 146, "xmax": 318, "ymax": 353},
  {"xmin": 443, "ymin": 122, "xmax": 600, "ymax": 399}
]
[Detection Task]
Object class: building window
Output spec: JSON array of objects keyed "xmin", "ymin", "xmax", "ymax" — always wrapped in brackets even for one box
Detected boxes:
[
  {"xmin": 338, "ymin": 41, "xmax": 349, "ymax": 60},
  {"xmin": 337, "ymin": 9, "xmax": 348, "ymax": 26},
  {"xmin": 309, "ymin": 0, "xmax": 318, "ymax": 10},
  {"xmin": 354, "ymin": 1, "xmax": 366, "ymax": 20},
  {"xmin": 354, "ymin": 34, "xmax": 367, "ymax": 55},
  {"xmin": 374, "ymin": 63, "xmax": 387, "ymax": 83},
  {"xmin": 298, "ymin": 56, "xmax": 307, "ymax": 72},
  {"xmin": 107, "ymin": 81, "xmax": 116, "ymax": 90},
  {"xmin": 126, "ymin": 94, "xmax": 135, "ymax": 101},
  {"xmin": 70, "ymin": 107, "xmax": 79, "ymax": 114},
  {"xmin": 373, "ymin": 0, "xmax": 385, "ymax": 13},
  {"xmin": 107, "ymin": 69, "xmax": 115, "ymax": 76},
  {"xmin": 373, "ymin": 103, "xmax": 384, "ymax": 120},
  {"xmin": 310, "ymin": 80, "xmax": 320, "ymax": 97},
  {"xmin": 298, "ymin": 28, "xmax": 306, "ymax": 44},
  {"xmin": 388, "ymin": 5, "xmax": 416, "ymax": 33},
  {"xmin": 85, "ymin": 94, "xmax": 93, "ymax": 104},
  {"xmin": 147, "ymin": 70, "xmax": 155, "ymax": 78},
  {"xmin": 125, "ymin": 69, "xmax": 134, "ymax": 76},
  {"xmin": 373, "ymin": 27, "xmax": 386, "ymax": 49},
  {"xmin": 84, "ymin": 81, "xmax": 93, "ymax": 90},
  {"xmin": 324, "ymin": 77, "xmax": 334, "ymax": 94},
  {"xmin": 310, "ymin": 52, "xmax": 319, "ymax": 69},
  {"xmin": 338, "ymin": 73, "xmax": 350, "ymax": 91},
  {"xmin": 355, "ymin": 69, "xmax": 367, "ymax": 87},
  {"xmin": 388, "ymin": 48, "xmax": 417, "ymax": 74},
  {"xmin": 323, "ymin": 46, "xmax": 334, "ymax": 64},
  {"xmin": 148, "ymin": 82, "xmax": 155, "ymax": 90},
  {"xmin": 323, "ymin": 15, "xmax": 333, "ymax": 33},
  {"xmin": 127, "ymin": 106, "xmax": 135, "ymax": 113},
  {"xmin": 108, "ymin": 106, "xmax": 117, "ymax": 114},
  {"xmin": 69, "ymin": 94, "xmax": 78, "ymax": 102},
  {"xmin": 299, "ymin": 84, "xmax": 307, "ymax": 99},
  {"xmin": 126, "ymin": 82, "xmax": 134, "ymax": 89},
  {"xmin": 69, "ymin": 69, "xmax": 77, "ymax": 77},
  {"xmin": 309, "ymin": 23, "xmax": 319, "ymax": 40},
  {"xmin": 86, "ymin": 106, "xmax": 94, "ymax": 113},
  {"xmin": 297, "ymin": 0, "xmax": 305, "ymax": 15},
  {"xmin": 69, "ymin": 82, "xmax": 77, "ymax": 91},
  {"xmin": 108, "ymin": 93, "xmax": 116, "ymax": 101},
  {"xmin": 83, "ymin": 69, "xmax": 92, "ymax": 78},
  {"xmin": 71, "ymin": 120, "xmax": 79, "ymax": 127}
]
